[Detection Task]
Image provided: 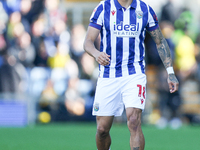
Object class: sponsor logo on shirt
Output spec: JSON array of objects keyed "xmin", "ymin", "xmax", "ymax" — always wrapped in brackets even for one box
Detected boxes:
[{"xmin": 113, "ymin": 21, "xmax": 139, "ymax": 37}]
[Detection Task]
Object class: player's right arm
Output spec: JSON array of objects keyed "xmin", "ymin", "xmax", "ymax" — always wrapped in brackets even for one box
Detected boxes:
[{"xmin": 84, "ymin": 26, "xmax": 110, "ymax": 66}]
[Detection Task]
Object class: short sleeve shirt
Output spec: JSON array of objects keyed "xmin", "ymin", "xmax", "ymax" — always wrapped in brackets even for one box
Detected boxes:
[{"xmin": 89, "ymin": 0, "xmax": 159, "ymax": 78}]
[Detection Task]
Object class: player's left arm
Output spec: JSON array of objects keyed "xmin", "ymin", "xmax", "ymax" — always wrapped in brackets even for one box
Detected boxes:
[{"xmin": 148, "ymin": 27, "xmax": 179, "ymax": 93}]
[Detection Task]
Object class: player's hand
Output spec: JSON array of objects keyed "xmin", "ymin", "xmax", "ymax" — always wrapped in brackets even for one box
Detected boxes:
[
  {"xmin": 95, "ymin": 52, "xmax": 110, "ymax": 66},
  {"xmin": 167, "ymin": 74, "xmax": 179, "ymax": 93}
]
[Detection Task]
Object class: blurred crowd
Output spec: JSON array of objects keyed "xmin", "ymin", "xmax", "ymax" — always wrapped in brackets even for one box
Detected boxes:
[
  {"xmin": 0, "ymin": 0, "xmax": 98, "ymax": 121},
  {"xmin": 145, "ymin": 0, "xmax": 200, "ymax": 128},
  {"xmin": 0, "ymin": 0, "xmax": 200, "ymax": 125}
]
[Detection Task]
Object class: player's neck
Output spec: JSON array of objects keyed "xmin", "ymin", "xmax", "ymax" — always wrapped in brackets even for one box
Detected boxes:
[{"xmin": 117, "ymin": 0, "xmax": 133, "ymax": 8}]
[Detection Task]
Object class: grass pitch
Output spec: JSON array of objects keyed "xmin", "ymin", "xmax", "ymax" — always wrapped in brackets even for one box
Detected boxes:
[{"xmin": 0, "ymin": 123, "xmax": 200, "ymax": 150}]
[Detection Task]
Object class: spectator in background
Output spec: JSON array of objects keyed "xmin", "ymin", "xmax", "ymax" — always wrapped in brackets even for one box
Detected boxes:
[
  {"xmin": 20, "ymin": 0, "xmax": 44, "ymax": 25},
  {"xmin": 8, "ymin": 31, "xmax": 36, "ymax": 68},
  {"xmin": 0, "ymin": 34, "xmax": 6, "ymax": 56},
  {"xmin": 6, "ymin": 11, "xmax": 23, "ymax": 46},
  {"xmin": 40, "ymin": 79, "xmax": 58, "ymax": 102},
  {"xmin": 64, "ymin": 58, "xmax": 85, "ymax": 116},
  {"xmin": 0, "ymin": 53, "xmax": 28, "ymax": 93},
  {"xmin": 145, "ymin": 21, "xmax": 182, "ymax": 129},
  {"xmin": 43, "ymin": 0, "xmax": 66, "ymax": 37},
  {"xmin": 0, "ymin": 55, "xmax": 20, "ymax": 92},
  {"xmin": 80, "ymin": 52, "xmax": 97, "ymax": 80},
  {"xmin": 79, "ymin": 52, "xmax": 98, "ymax": 98},
  {"xmin": 1, "ymin": 0, "xmax": 21, "ymax": 16},
  {"xmin": 34, "ymin": 40, "xmax": 48, "ymax": 67},
  {"xmin": 70, "ymin": 24, "xmax": 86, "ymax": 70},
  {"xmin": 31, "ymin": 15, "xmax": 45, "ymax": 53},
  {"xmin": 65, "ymin": 77, "xmax": 85, "ymax": 116},
  {"xmin": 20, "ymin": 0, "xmax": 33, "ymax": 34},
  {"xmin": 173, "ymin": 10, "xmax": 198, "ymax": 81},
  {"xmin": 47, "ymin": 42, "xmax": 70, "ymax": 68},
  {"xmin": 0, "ymin": 2, "xmax": 8, "ymax": 66},
  {"xmin": 155, "ymin": 22, "xmax": 182, "ymax": 129},
  {"xmin": 69, "ymin": 24, "xmax": 97, "ymax": 102},
  {"xmin": 145, "ymin": 0, "xmax": 187, "ymax": 128},
  {"xmin": 0, "ymin": 1, "xmax": 8, "ymax": 51},
  {"xmin": 175, "ymin": 30, "xmax": 197, "ymax": 81},
  {"xmin": 160, "ymin": 0, "xmax": 181, "ymax": 24},
  {"xmin": 42, "ymin": 0, "xmax": 69, "ymax": 66},
  {"xmin": 195, "ymin": 34, "xmax": 200, "ymax": 85},
  {"xmin": 20, "ymin": 0, "xmax": 32, "ymax": 18},
  {"xmin": 171, "ymin": 9, "xmax": 200, "ymax": 125}
]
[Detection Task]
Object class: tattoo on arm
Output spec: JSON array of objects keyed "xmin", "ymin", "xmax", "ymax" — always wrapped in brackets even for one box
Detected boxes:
[
  {"xmin": 148, "ymin": 28, "xmax": 172, "ymax": 68},
  {"xmin": 133, "ymin": 147, "xmax": 140, "ymax": 150},
  {"xmin": 169, "ymin": 74, "xmax": 178, "ymax": 83}
]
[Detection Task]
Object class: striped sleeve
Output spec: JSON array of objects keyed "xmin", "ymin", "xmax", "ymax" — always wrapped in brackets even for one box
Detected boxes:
[
  {"xmin": 89, "ymin": 2, "xmax": 104, "ymax": 30},
  {"xmin": 146, "ymin": 6, "xmax": 159, "ymax": 31}
]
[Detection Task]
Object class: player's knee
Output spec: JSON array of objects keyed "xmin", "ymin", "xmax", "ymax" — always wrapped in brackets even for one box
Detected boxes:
[
  {"xmin": 127, "ymin": 114, "xmax": 141, "ymax": 132},
  {"xmin": 96, "ymin": 126, "xmax": 109, "ymax": 139}
]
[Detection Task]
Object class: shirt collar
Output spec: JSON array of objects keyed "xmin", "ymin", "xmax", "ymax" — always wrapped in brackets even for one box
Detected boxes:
[{"xmin": 114, "ymin": 0, "xmax": 137, "ymax": 10}]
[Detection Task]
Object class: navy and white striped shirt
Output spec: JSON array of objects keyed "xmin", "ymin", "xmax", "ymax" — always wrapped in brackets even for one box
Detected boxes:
[{"xmin": 89, "ymin": 0, "xmax": 159, "ymax": 78}]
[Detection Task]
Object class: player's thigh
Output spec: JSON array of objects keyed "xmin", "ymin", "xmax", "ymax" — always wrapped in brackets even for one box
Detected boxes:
[{"xmin": 96, "ymin": 116, "xmax": 114, "ymax": 131}]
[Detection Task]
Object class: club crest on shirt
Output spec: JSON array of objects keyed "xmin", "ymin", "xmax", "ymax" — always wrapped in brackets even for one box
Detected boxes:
[
  {"xmin": 94, "ymin": 103, "xmax": 99, "ymax": 112},
  {"xmin": 136, "ymin": 11, "xmax": 143, "ymax": 19}
]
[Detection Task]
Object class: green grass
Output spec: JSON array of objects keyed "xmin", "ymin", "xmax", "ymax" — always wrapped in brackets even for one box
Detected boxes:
[{"xmin": 0, "ymin": 123, "xmax": 200, "ymax": 150}]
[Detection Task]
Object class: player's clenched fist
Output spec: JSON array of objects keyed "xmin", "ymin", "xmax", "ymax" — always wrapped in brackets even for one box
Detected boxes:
[{"xmin": 95, "ymin": 52, "xmax": 110, "ymax": 66}]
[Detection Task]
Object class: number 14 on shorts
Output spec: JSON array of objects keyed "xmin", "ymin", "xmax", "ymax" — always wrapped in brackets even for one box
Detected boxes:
[{"xmin": 137, "ymin": 84, "xmax": 145, "ymax": 104}]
